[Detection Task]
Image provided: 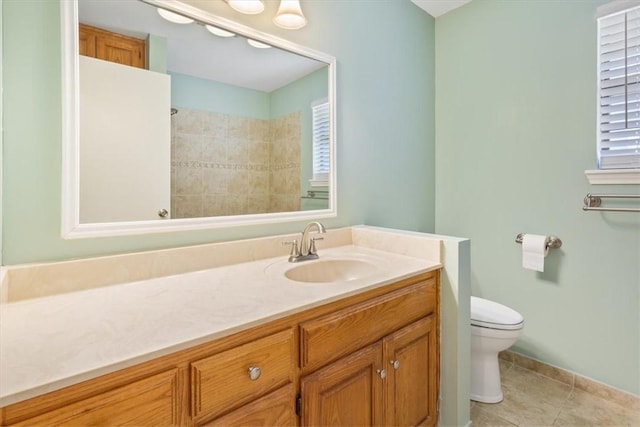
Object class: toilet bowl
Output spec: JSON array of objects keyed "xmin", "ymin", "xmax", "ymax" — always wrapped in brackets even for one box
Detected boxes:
[{"xmin": 470, "ymin": 296, "xmax": 524, "ymax": 403}]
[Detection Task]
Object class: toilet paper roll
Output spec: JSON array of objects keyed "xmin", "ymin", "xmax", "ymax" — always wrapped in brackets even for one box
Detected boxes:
[{"xmin": 522, "ymin": 234, "xmax": 548, "ymax": 272}]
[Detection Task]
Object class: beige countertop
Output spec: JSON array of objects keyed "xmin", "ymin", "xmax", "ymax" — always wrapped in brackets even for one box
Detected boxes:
[{"xmin": 0, "ymin": 226, "xmax": 442, "ymax": 407}]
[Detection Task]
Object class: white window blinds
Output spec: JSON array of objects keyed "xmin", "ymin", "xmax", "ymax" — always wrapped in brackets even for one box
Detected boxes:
[
  {"xmin": 599, "ymin": 6, "xmax": 640, "ymax": 169},
  {"xmin": 311, "ymin": 99, "xmax": 330, "ymax": 182}
]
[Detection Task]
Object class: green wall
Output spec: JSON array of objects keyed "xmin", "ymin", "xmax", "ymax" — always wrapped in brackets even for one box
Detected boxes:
[
  {"xmin": 270, "ymin": 67, "xmax": 329, "ymax": 211},
  {"xmin": 435, "ymin": 0, "xmax": 640, "ymax": 395},
  {"xmin": 1, "ymin": 0, "xmax": 435, "ymax": 264},
  {"xmin": 169, "ymin": 71, "xmax": 271, "ymax": 119}
]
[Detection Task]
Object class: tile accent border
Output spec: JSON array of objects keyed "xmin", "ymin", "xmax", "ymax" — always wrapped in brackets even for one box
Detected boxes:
[{"xmin": 499, "ymin": 350, "xmax": 640, "ymax": 411}]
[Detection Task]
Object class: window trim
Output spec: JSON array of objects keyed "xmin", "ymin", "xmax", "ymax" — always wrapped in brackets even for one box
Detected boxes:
[
  {"xmin": 597, "ymin": 1, "xmax": 640, "ymax": 19},
  {"xmin": 585, "ymin": 168, "xmax": 640, "ymax": 184},
  {"xmin": 592, "ymin": 1, "xmax": 640, "ymax": 183}
]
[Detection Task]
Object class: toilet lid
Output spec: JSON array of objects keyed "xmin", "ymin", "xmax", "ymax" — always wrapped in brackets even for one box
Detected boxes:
[{"xmin": 471, "ymin": 296, "xmax": 524, "ymax": 330}]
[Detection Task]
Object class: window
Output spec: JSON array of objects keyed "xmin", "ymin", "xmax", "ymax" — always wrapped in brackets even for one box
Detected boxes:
[
  {"xmin": 311, "ymin": 98, "xmax": 330, "ymax": 186},
  {"xmin": 598, "ymin": 5, "xmax": 640, "ymax": 170}
]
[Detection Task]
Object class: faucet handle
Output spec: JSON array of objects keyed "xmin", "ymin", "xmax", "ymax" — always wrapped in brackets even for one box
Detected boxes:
[
  {"xmin": 309, "ymin": 236, "xmax": 324, "ymax": 255},
  {"xmin": 283, "ymin": 240, "xmax": 300, "ymax": 259}
]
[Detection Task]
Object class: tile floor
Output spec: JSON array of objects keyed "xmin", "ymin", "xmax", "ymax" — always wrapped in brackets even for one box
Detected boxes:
[{"xmin": 471, "ymin": 359, "xmax": 640, "ymax": 426}]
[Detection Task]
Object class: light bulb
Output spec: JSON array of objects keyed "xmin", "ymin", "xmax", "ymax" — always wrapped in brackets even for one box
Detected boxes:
[
  {"xmin": 273, "ymin": 0, "xmax": 307, "ymax": 30},
  {"xmin": 247, "ymin": 39, "xmax": 271, "ymax": 49},
  {"xmin": 157, "ymin": 8, "xmax": 194, "ymax": 24},
  {"xmin": 227, "ymin": 0, "xmax": 265, "ymax": 15},
  {"xmin": 205, "ymin": 25, "xmax": 235, "ymax": 38}
]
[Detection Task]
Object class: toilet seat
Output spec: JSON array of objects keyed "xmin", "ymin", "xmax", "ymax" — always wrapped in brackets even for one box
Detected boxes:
[{"xmin": 471, "ymin": 296, "xmax": 524, "ymax": 331}]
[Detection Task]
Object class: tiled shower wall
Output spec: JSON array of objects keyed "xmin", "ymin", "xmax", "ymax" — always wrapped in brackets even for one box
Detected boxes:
[{"xmin": 171, "ymin": 107, "xmax": 301, "ymax": 218}]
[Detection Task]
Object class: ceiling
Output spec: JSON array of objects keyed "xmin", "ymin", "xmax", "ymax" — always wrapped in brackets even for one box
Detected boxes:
[
  {"xmin": 411, "ymin": 0, "xmax": 472, "ymax": 18},
  {"xmin": 78, "ymin": 0, "xmax": 326, "ymax": 92},
  {"xmin": 78, "ymin": 0, "xmax": 471, "ymax": 91}
]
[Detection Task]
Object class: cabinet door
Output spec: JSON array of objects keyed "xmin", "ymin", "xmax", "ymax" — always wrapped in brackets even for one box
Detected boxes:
[
  {"xmin": 201, "ymin": 384, "xmax": 296, "ymax": 427},
  {"xmin": 383, "ymin": 315, "xmax": 438, "ymax": 427},
  {"xmin": 96, "ymin": 35, "xmax": 145, "ymax": 69},
  {"xmin": 301, "ymin": 342, "xmax": 384, "ymax": 427},
  {"xmin": 11, "ymin": 369, "xmax": 181, "ymax": 426}
]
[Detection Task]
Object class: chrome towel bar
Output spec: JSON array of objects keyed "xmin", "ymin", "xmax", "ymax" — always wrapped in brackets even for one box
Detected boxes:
[
  {"xmin": 301, "ymin": 190, "xmax": 329, "ymax": 200},
  {"xmin": 515, "ymin": 233, "xmax": 562, "ymax": 250},
  {"xmin": 583, "ymin": 193, "xmax": 640, "ymax": 213}
]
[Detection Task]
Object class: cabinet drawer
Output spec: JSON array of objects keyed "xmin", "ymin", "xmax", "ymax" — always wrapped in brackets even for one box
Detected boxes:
[
  {"xmin": 201, "ymin": 384, "xmax": 296, "ymax": 427},
  {"xmin": 11, "ymin": 369, "xmax": 180, "ymax": 426},
  {"xmin": 191, "ymin": 328, "xmax": 295, "ymax": 422},
  {"xmin": 300, "ymin": 278, "xmax": 436, "ymax": 372}
]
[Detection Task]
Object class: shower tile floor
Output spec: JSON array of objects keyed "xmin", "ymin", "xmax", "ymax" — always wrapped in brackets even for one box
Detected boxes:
[{"xmin": 471, "ymin": 359, "xmax": 640, "ymax": 426}]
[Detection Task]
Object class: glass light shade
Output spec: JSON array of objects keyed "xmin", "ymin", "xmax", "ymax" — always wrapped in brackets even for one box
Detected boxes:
[
  {"xmin": 227, "ymin": 0, "xmax": 265, "ymax": 15},
  {"xmin": 157, "ymin": 8, "xmax": 194, "ymax": 24},
  {"xmin": 273, "ymin": 0, "xmax": 307, "ymax": 30},
  {"xmin": 205, "ymin": 25, "xmax": 235, "ymax": 38},
  {"xmin": 247, "ymin": 39, "xmax": 271, "ymax": 49}
]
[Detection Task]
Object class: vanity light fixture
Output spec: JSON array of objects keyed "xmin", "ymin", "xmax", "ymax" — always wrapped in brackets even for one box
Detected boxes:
[
  {"xmin": 247, "ymin": 39, "xmax": 271, "ymax": 49},
  {"xmin": 273, "ymin": 0, "xmax": 307, "ymax": 30},
  {"xmin": 205, "ymin": 25, "xmax": 236, "ymax": 38},
  {"xmin": 227, "ymin": 0, "xmax": 265, "ymax": 15},
  {"xmin": 156, "ymin": 8, "xmax": 194, "ymax": 24}
]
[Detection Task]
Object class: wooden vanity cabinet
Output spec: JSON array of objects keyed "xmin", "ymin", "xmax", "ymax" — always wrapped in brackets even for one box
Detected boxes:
[
  {"xmin": 0, "ymin": 271, "xmax": 439, "ymax": 427},
  {"xmin": 1, "ymin": 329, "xmax": 296, "ymax": 427},
  {"xmin": 383, "ymin": 315, "xmax": 438, "ymax": 427},
  {"xmin": 301, "ymin": 341, "xmax": 385, "ymax": 426},
  {"xmin": 299, "ymin": 279, "xmax": 439, "ymax": 427}
]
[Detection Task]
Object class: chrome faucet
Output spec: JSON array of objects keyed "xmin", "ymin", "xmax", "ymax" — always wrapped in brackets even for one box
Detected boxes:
[{"xmin": 285, "ymin": 221, "xmax": 326, "ymax": 262}]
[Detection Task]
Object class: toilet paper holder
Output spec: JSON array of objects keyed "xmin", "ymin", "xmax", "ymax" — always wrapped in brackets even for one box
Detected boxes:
[{"xmin": 515, "ymin": 233, "xmax": 562, "ymax": 249}]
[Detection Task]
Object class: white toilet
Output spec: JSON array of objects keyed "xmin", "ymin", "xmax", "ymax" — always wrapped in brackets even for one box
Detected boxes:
[{"xmin": 470, "ymin": 296, "xmax": 524, "ymax": 403}]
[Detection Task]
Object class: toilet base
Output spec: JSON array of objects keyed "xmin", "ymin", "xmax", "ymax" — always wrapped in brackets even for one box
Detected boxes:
[
  {"xmin": 470, "ymin": 297, "xmax": 524, "ymax": 404},
  {"xmin": 470, "ymin": 343, "xmax": 505, "ymax": 404},
  {"xmin": 470, "ymin": 391, "xmax": 503, "ymax": 404}
]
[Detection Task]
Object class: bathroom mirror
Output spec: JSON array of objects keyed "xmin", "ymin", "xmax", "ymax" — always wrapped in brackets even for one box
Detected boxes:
[{"xmin": 61, "ymin": 0, "xmax": 336, "ymax": 238}]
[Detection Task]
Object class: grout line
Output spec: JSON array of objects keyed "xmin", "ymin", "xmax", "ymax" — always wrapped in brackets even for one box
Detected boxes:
[
  {"xmin": 549, "ymin": 408, "xmax": 562, "ymax": 427},
  {"xmin": 552, "ymin": 381, "xmax": 576, "ymax": 426}
]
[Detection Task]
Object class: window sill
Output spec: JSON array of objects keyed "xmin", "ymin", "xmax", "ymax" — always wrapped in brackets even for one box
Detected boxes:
[{"xmin": 584, "ymin": 169, "xmax": 640, "ymax": 185}]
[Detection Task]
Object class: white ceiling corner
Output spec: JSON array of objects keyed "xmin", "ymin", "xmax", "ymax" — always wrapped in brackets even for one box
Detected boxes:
[{"xmin": 411, "ymin": 0, "xmax": 472, "ymax": 18}]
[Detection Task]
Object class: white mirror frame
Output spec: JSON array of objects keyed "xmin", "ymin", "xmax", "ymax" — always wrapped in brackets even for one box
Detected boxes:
[{"xmin": 60, "ymin": 0, "xmax": 337, "ymax": 238}]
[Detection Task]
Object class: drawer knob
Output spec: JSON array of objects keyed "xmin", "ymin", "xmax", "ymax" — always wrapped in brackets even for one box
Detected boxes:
[
  {"xmin": 376, "ymin": 369, "xmax": 387, "ymax": 379},
  {"xmin": 390, "ymin": 360, "xmax": 400, "ymax": 369},
  {"xmin": 248, "ymin": 366, "xmax": 261, "ymax": 381}
]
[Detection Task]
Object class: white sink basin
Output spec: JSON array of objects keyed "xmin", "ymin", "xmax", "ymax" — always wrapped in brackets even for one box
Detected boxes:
[{"xmin": 283, "ymin": 259, "xmax": 380, "ymax": 283}]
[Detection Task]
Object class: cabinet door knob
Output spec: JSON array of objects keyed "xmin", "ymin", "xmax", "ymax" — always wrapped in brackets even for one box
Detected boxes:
[
  {"xmin": 158, "ymin": 209, "xmax": 169, "ymax": 218},
  {"xmin": 376, "ymin": 369, "xmax": 387, "ymax": 379},
  {"xmin": 390, "ymin": 360, "xmax": 400, "ymax": 369},
  {"xmin": 248, "ymin": 366, "xmax": 261, "ymax": 381}
]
